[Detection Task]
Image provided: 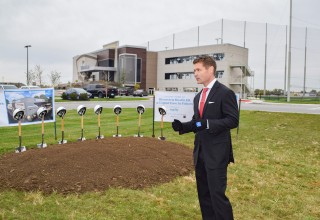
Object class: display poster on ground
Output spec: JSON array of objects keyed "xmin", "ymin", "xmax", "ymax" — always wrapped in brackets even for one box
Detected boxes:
[
  {"xmin": 154, "ymin": 91, "xmax": 196, "ymax": 122},
  {"xmin": 0, "ymin": 88, "xmax": 55, "ymax": 127}
]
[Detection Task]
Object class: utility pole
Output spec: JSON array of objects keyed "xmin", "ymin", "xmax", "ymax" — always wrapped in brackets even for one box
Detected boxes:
[
  {"xmin": 263, "ymin": 23, "xmax": 267, "ymax": 95},
  {"xmin": 303, "ymin": 27, "xmax": 308, "ymax": 97},
  {"xmin": 287, "ymin": 0, "xmax": 292, "ymax": 102},
  {"xmin": 25, "ymin": 45, "xmax": 31, "ymax": 85},
  {"xmin": 284, "ymin": 25, "xmax": 287, "ymax": 94}
]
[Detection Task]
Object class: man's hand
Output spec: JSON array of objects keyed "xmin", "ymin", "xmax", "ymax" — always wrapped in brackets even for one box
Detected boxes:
[
  {"xmin": 172, "ymin": 119, "xmax": 183, "ymax": 132},
  {"xmin": 192, "ymin": 119, "xmax": 207, "ymax": 132}
]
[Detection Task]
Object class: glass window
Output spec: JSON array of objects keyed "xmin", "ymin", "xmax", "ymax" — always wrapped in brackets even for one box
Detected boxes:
[
  {"xmin": 183, "ymin": 87, "xmax": 198, "ymax": 92},
  {"xmin": 215, "ymin": 71, "xmax": 224, "ymax": 78},
  {"xmin": 165, "ymin": 72, "xmax": 194, "ymax": 80},
  {"xmin": 165, "ymin": 53, "xmax": 224, "ymax": 65},
  {"xmin": 165, "ymin": 87, "xmax": 178, "ymax": 91},
  {"xmin": 98, "ymin": 59, "xmax": 114, "ymax": 67},
  {"xmin": 119, "ymin": 54, "xmax": 136, "ymax": 84},
  {"xmin": 136, "ymin": 58, "xmax": 141, "ymax": 83}
]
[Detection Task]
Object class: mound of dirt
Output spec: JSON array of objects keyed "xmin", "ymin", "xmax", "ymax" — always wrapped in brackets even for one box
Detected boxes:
[{"xmin": 0, "ymin": 137, "xmax": 193, "ymax": 194}]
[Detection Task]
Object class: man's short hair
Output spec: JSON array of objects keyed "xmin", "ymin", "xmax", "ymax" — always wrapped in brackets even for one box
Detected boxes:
[{"xmin": 193, "ymin": 55, "xmax": 216, "ymax": 74}]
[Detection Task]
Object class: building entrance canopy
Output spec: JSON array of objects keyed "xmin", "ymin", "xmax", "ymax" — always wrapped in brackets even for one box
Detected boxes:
[{"xmin": 80, "ymin": 66, "xmax": 117, "ymax": 73}]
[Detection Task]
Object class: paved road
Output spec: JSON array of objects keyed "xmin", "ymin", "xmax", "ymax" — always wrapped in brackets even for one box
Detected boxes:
[
  {"xmin": 55, "ymin": 98, "xmax": 320, "ymax": 115},
  {"xmin": 240, "ymin": 102, "xmax": 320, "ymax": 114}
]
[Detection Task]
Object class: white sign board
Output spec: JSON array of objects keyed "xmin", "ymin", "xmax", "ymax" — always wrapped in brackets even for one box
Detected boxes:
[
  {"xmin": 0, "ymin": 88, "xmax": 55, "ymax": 127},
  {"xmin": 235, "ymin": 93, "xmax": 240, "ymax": 108},
  {"xmin": 154, "ymin": 91, "xmax": 196, "ymax": 122}
]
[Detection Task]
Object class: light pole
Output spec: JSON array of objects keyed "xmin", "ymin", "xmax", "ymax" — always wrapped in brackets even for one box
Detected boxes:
[{"xmin": 25, "ymin": 45, "xmax": 31, "ymax": 85}]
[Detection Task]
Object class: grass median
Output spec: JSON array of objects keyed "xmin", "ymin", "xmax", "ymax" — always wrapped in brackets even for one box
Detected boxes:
[{"xmin": 0, "ymin": 110, "xmax": 319, "ymax": 219}]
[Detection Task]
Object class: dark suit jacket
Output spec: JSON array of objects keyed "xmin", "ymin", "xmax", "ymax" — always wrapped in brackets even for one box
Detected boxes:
[{"xmin": 181, "ymin": 81, "xmax": 239, "ymax": 169}]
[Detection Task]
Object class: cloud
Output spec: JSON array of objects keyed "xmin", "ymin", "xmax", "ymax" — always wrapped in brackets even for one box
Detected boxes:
[{"xmin": 0, "ymin": 0, "xmax": 319, "ymax": 90}]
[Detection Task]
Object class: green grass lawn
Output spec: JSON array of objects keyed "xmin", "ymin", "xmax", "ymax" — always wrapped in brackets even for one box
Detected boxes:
[
  {"xmin": 0, "ymin": 110, "xmax": 319, "ymax": 219},
  {"xmin": 261, "ymin": 96, "xmax": 320, "ymax": 104}
]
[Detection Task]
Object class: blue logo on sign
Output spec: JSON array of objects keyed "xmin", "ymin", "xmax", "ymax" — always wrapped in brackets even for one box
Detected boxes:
[{"xmin": 196, "ymin": 122, "xmax": 202, "ymax": 127}]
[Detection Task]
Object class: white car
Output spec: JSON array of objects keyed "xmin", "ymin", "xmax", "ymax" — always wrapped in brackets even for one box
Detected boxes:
[
  {"xmin": 20, "ymin": 85, "xmax": 40, "ymax": 89},
  {"xmin": 0, "ymin": 84, "xmax": 18, "ymax": 90}
]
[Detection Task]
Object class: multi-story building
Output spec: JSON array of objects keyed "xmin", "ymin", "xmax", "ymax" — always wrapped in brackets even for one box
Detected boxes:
[
  {"xmin": 73, "ymin": 41, "xmax": 252, "ymax": 97},
  {"xmin": 156, "ymin": 44, "xmax": 252, "ymax": 97},
  {"xmin": 73, "ymin": 41, "xmax": 157, "ymax": 93}
]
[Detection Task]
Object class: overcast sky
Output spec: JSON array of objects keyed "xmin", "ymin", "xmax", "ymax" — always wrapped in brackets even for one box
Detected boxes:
[{"xmin": 0, "ymin": 0, "xmax": 319, "ymax": 90}]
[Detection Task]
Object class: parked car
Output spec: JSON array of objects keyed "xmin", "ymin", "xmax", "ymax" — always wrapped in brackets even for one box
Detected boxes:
[
  {"xmin": 64, "ymin": 88, "xmax": 92, "ymax": 100},
  {"xmin": 20, "ymin": 85, "xmax": 40, "ymax": 89},
  {"xmin": 107, "ymin": 87, "xmax": 118, "ymax": 98},
  {"xmin": 118, "ymin": 88, "xmax": 128, "ymax": 96},
  {"xmin": 118, "ymin": 87, "xmax": 134, "ymax": 96},
  {"xmin": 133, "ymin": 89, "xmax": 148, "ymax": 97},
  {"xmin": 0, "ymin": 84, "xmax": 18, "ymax": 90},
  {"xmin": 83, "ymin": 84, "xmax": 117, "ymax": 98},
  {"xmin": 126, "ymin": 87, "xmax": 134, "ymax": 96}
]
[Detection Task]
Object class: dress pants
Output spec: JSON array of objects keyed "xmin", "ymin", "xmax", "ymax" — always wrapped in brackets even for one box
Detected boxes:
[{"xmin": 195, "ymin": 146, "xmax": 234, "ymax": 220}]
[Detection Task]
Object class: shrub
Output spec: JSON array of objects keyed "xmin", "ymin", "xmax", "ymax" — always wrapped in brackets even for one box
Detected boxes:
[
  {"xmin": 61, "ymin": 92, "xmax": 67, "ymax": 100},
  {"xmin": 70, "ymin": 92, "xmax": 78, "ymax": 100},
  {"xmin": 79, "ymin": 93, "xmax": 89, "ymax": 100}
]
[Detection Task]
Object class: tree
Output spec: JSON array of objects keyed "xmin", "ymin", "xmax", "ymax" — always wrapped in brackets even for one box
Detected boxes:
[
  {"xmin": 25, "ymin": 69, "xmax": 36, "ymax": 86},
  {"xmin": 48, "ymin": 70, "xmax": 61, "ymax": 87},
  {"xmin": 254, "ymin": 89, "xmax": 263, "ymax": 96},
  {"xmin": 272, "ymin": 88, "xmax": 284, "ymax": 95},
  {"xmin": 34, "ymin": 65, "xmax": 44, "ymax": 86},
  {"xmin": 120, "ymin": 69, "xmax": 126, "ymax": 86},
  {"xmin": 134, "ymin": 83, "xmax": 140, "ymax": 90}
]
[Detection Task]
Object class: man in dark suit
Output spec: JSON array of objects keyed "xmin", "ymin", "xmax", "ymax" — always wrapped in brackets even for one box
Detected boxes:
[{"xmin": 172, "ymin": 55, "xmax": 239, "ymax": 220}]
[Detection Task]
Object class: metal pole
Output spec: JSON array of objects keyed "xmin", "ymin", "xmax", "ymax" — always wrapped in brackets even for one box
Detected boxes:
[
  {"xmin": 152, "ymin": 95, "xmax": 155, "ymax": 137},
  {"xmin": 287, "ymin": 0, "xmax": 292, "ymax": 102},
  {"xmin": 221, "ymin": 18, "xmax": 224, "ymax": 44},
  {"xmin": 264, "ymin": 23, "xmax": 268, "ymax": 95},
  {"xmin": 303, "ymin": 27, "xmax": 308, "ymax": 97},
  {"xmin": 252, "ymin": 72, "xmax": 255, "ymax": 94},
  {"xmin": 173, "ymin": 34, "xmax": 175, "ymax": 50},
  {"xmin": 240, "ymin": 67, "xmax": 243, "ymax": 99},
  {"xmin": 24, "ymin": 45, "xmax": 31, "ymax": 85},
  {"xmin": 284, "ymin": 25, "xmax": 288, "ymax": 94},
  {"xmin": 197, "ymin": 26, "xmax": 200, "ymax": 47},
  {"xmin": 54, "ymin": 121, "xmax": 57, "ymax": 140},
  {"xmin": 27, "ymin": 47, "xmax": 28, "ymax": 85},
  {"xmin": 237, "ymin": 98, "xmax": 241, "ymax": 136},
  {"xmin": 244, "ymin": 21, "xmax": 246, "ymax": 48}
]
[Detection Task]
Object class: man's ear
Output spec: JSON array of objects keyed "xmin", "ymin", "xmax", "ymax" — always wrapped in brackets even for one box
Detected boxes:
[{"xmin": 209, "ymin": 66, "xmax": 214, "ymax": 74}]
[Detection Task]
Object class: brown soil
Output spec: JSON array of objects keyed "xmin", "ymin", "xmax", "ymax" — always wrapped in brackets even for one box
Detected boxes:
[{"xmin": 0, "ymin": 137, "xmax": 193, "ymax": 194}]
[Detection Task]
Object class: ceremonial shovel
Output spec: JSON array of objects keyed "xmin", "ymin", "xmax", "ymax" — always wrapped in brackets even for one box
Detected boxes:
[
  {"xmin": 94, "ymin": 105, "xmax": 104, "ymax": 139},
  {"xmin": 13, "ymin": 108, "xmax": 26, "ymax": 153},
  {"xmin": 134, "ymin": 105, "xmax": 145, "ymax": 137},
  {"xmin": 158, "ymin": 106, "xmax": 167, "ymax": 140},
  {"xmin": 57, "ymin": 107, "xmax": 67, "ymax": 144},
  {"xmin": 37, "ymin": 107, "xmax": 48, "ymax": 148},
  {"xmin": 113, "ymin": 105, "xmax": 122, "ymax": 137},
  {"xmin": 77, "ymin": 105, "xmax": 86, "ymax": 141}
]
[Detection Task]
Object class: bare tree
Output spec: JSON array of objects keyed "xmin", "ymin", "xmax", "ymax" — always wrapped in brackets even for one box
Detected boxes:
[
  {"xmin": 34, "ymin": 65, "xmax": 44, "ymax": 86},
  {"xmin": 48, "ymin": 70, "xmax": 61, "ymax": 87},
  {"xmin": 25, "ymin": 69, "xmax": 36, "ymax": 85}
]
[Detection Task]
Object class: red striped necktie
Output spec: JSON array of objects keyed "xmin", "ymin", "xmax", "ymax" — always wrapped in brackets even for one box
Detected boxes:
[{"xmin": 199, "ymin": 88, "xmax": 208, "ymax": 118}]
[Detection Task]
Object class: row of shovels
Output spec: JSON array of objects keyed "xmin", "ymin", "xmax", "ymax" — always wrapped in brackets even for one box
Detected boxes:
[{"xmin": 13, "ymin": 105, "xmax": 167, "ymax": 153}]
